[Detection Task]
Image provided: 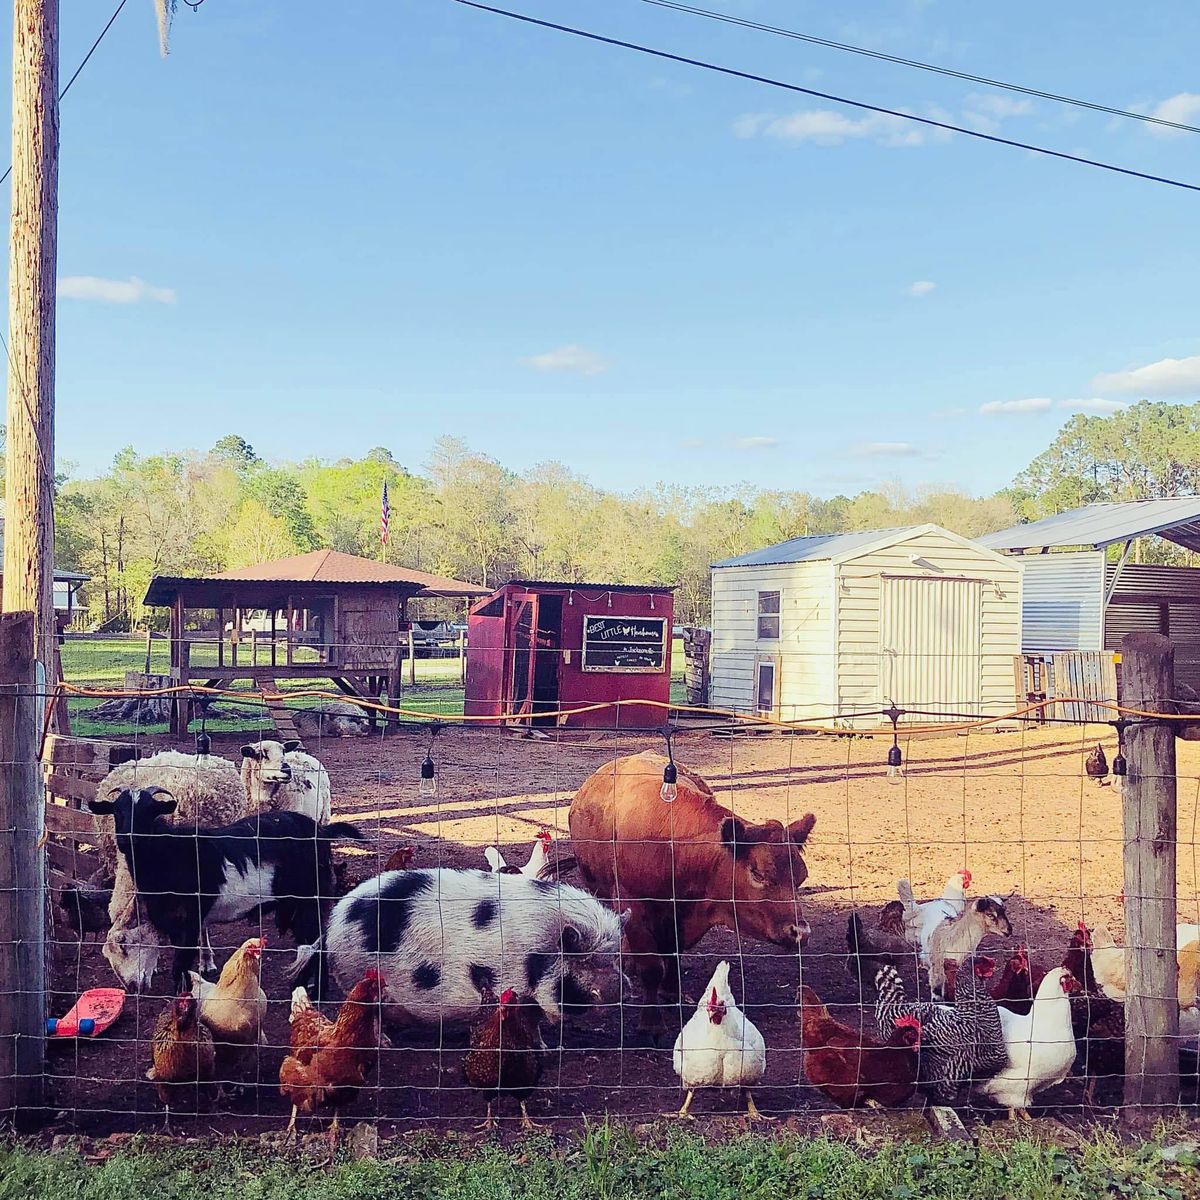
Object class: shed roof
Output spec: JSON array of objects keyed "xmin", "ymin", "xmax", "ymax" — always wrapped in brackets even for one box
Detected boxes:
[
  {"xmin": 144, "ymin": 549, "xmax": 486, "ymax": 606},
  {"xmin": 505, "ymin": 579, "xmax": 676, "ymax": 594},
  {"xmin": 978, "ymin": 498, "xmax": 1200, "ymax": 553},
  {"xmin": 713, "ymin": 526, "xmax": 927, "ymax": 569}
]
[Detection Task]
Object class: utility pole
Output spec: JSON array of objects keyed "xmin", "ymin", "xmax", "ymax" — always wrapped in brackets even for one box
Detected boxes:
[{"xmin": 4, "ymin": 0, "xmax": 59, "ymax": 690}]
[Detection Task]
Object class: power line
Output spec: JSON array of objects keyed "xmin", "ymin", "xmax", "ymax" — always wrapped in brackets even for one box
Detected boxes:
[
  {"xmin": 453, "ymin": 0, "xmax": 1200, "ymax": 195},
  {"xmin": 0, "ymin": 0, "xmax": 130, "ymax": 188},
  {"xmin": 635, "ymin": 0, "xmax": 1200, "ymax": 137}
]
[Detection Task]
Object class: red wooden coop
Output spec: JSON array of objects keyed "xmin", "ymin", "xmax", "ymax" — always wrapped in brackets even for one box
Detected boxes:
[{"xmin": 464, "ymin": 580, "xmax": 675, "ymax": 728}]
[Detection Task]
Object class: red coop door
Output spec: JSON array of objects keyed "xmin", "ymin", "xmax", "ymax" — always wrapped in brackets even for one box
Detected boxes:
[{"xmin": 506, "ymin": 592, "xmax": 540, "ymax": 720}]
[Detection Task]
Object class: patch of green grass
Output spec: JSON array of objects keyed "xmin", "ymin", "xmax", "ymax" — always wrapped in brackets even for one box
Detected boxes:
[{"xmin": 0, "ymin": 1128, "xmax": 1192, "ymax": 1200}]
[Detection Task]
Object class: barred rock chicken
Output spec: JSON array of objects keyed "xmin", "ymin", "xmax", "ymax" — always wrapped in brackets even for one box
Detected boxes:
[
  {"xmin": 1085, "ymin": 744, "xmax": 1109, "ymax": 786},
  {"xmin": 875, "ymin": 954, "xmax": 1007, "ymax": 1105},
  {"xmin": 279, "ymin": 970, "xmax": 384, "ymax": 1146},
  {"xmin": 189, "ymin": 936, "xmax": 267, "ymax": 1088},
  {"xmin": 673, "ymin": 960, "xmax": 769, "ymax": 1120},
  {"xmin": 798, "ymin": 982, "xmax": 920, "ymax": 1109},
  {"xmin": 146, "ymin": 994, "xmax": 215, "ymax": 1128},
  {"xmin": 463, "ymin": 986, "xmax": 546, "ymax": 1131},
  {"xmin": 978, "ymin": 967, "xmax": 1080, "ymax": 1119},
  {"xmin": 898, "ymin": 870, "xmax": 972, "ymax": 966},
  {"xmin": 878, "ymin": 900, "xmax": 908, "ymax": 939}
]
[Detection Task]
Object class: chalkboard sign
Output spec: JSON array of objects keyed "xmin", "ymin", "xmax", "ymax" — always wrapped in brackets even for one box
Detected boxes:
[{"xmin": 581, "ymin": 615, "xmax": 668, "ymax": 673}]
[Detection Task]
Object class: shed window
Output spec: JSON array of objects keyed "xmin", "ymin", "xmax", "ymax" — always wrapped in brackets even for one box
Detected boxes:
[{"xmin": 757, "ymin": 591, "xmax": 781, "ymax": 640}]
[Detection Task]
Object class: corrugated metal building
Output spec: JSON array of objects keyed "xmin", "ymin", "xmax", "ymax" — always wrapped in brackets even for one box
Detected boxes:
[
  {"xmin": 979, "ymin": 499, "xmax": 1200, "ymax": 690},
  {"xmin": 711, "ymin": 525, "xmax": 1022, "ymax": 727}
]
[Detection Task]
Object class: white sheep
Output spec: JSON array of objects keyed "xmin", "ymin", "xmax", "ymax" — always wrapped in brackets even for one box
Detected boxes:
[
  {"xmin": 292, "ymin": 700, "xmax": 369, "ymax": 739},
  {"xmin": 240, "ymin": 739, "xmax": 332, "ymax": 825},
  {"xmin": 94, "ymin": 749, "xmax": 247, "ymax": 990}
]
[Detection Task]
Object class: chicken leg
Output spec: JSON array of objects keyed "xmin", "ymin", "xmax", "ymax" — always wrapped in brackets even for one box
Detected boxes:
[
  {"xmin": 743, "ymin": 1090, "xmax": 775, "ymax": 1123},
  {"xmin": 474, "ymin": 1101, "xmax": 498, "ymax": 1132},
  {"xmin": 667, "ymin": 1089, "xmax": 696, "ymax": 1119},
  {"xmin": 519, "ymin": 1101, "xmax": 546, "ymax": 1132},
  {"xmin": 285, "ymin": 1104, "xmax": 299, "ymax": 1144}
]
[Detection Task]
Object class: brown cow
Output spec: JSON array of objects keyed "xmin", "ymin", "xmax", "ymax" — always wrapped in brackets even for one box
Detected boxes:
[{"xmin": 568, "ymin": 751, "xmax": 815, "ymax": 1038}]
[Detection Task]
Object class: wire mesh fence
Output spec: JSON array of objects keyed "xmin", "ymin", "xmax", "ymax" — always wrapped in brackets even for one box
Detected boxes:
[{"xmin": 2, "ymin": 633, "xmax": 1197, "ymax": 1138}]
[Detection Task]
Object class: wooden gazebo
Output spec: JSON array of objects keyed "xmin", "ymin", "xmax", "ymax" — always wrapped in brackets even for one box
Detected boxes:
[{"xmin": 144, "ymin": 550, "xmax": 485, "ymax": 735}]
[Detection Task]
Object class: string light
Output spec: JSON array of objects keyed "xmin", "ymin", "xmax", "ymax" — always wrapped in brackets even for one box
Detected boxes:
[
  {"xmin": 419, "ymin": 721, "xmax": 444, "ymax": 797},
  {"xmin": 1112, "ymin": 717, "xmax": 1128, "ymax": 792},
  {"xmin": 660, "ymin": 723, "xmax": 678, "ymax": 802},
  {"xmin": 884, "ymin": 703, "xmax": 905, "ymax": 785},
  {"xmin": 195, "ymin": 702, "xmax": 210, "ymax": 757}
]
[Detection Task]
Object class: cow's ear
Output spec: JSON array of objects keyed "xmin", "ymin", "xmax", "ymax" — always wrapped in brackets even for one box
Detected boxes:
[
  {"xmin": 788, "ymin": 813, "xmax": 816, "ymax": 846},
  {"xmin": 759, "ymin": 820, "xmax": 786, "ymax": 844},
  {"xmin": 720, "ymin": 816, "xmax": 749, "ymax": 858},
  {"xmin": 561, "ymin": 925, "xmax": 582, "ymax": 955},
  {"xmin": 283, "ymin": 740, "xmax": 301, "ymax": 753},
  {"xmin": 240, "ymin": 745, "xmax": 261, "ymax": 761},
  {"xmin": 87, "ymin": 799, "xmax": 115, "ymax": 815}
]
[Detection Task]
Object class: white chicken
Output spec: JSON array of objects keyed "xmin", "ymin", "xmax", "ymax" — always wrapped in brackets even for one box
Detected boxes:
[
  {"xmin": 483, "ymin": 829, "xmax": 553, "ymax": 878},
  {"xmin": 897, "ymin": 870, "xmax": 972, "ymax": 965},
  {"xmin": 671, "ymin": 960, "xmax": 769, "ymax": 1121},
  {"xmin": 977, "ymin": 966, "xmax": 1079, "ymax": 1119},
  {"xmin": 1088, "ymin": 924, "xmax": 1200, "ymax": 1005}
]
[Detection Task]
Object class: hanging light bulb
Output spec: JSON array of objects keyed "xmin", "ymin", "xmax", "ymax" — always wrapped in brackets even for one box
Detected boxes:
[
  {"xmin": 660, "ymin": 760, "xmax": 678, "ymax": 803},
  {"xmin": 195, "ymin": 730, "xmax": 211, "ymax": 757},
  {"xmin": 1112, "ymin": 719, "xmax": 1128, "ymax": 793},
  {"xmin": 883, "ymin": 703, "xmax": 905, "ymax": 785},
  {"xmin": 418, "ymin": 720, "xmax": 443, "ymax": 797},
  {"xmin": 660, "ymin": 723, "xmax": 679, "ymax": 802},
  {"xmin": 419, "ymin": 752, "xmax": 437, "ymax": 797}
]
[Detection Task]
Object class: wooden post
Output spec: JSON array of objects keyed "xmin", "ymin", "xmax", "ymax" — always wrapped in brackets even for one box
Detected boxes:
[
  {"xmin": 459, "ymin": 630, "xmax": 466, "ymax": 685},
  {"xmin": 407, "ymin": 627, "xmax": 417, "ymax": 687},
  {"xmin": 143, "ymin": 627, "xmax": 152, "ymax": 675},
  {"xmin": 3, "ymin": 0, "xmax": 59, "ymax": 692},
  {"xmin": 0, "ymin": 612, "xmax": 46, "ymax": 1118},
  {"xmin": 1120, "ymin": 631, "xmax": 1179, "ymax": 1113}
]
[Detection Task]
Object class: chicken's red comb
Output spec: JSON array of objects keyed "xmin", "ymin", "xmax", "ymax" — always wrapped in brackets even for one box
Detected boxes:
[
  {"xmin": 895, "ymin": 1014, "xmax": 921, "ymax": 1031},
  {"xmin": 958, "ymin": 869, "xmax": 973, "ymax": 889},
  {"xmin": 363, "ymin": 968, "xmax": 384, "ymax": 985},
  {"xmin": 536, "ymin": 829, "xmax": 552, "ymax": 843},
  {"xmin": 1077, "ymin": 920, "xmax": 1091, "ymax": 934},
  {"xmin": 500, "ymin": 987, "xmax": 517, "ymax": 1005}
]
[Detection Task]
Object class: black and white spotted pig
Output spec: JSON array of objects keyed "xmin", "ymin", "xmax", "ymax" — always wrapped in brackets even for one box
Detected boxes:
[{"xmin": 296, "ymin": 868, "xmax": 630, "ymax": 1024}]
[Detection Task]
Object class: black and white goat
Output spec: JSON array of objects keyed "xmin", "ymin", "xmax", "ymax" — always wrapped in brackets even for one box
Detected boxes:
[{"xmin": 88, "ymin": 786, "xmax": 362, "ymax": 992}]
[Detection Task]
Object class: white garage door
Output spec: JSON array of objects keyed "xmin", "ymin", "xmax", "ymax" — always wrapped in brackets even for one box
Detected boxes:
[{"xmin": 880, "ymin": 576, "xmax": 983, "ymax": 719}]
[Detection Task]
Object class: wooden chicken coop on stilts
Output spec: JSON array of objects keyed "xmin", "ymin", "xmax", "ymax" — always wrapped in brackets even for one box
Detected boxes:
[{"xmin": 144, "ymin": 550, "xmax": 485, "ymax": 737}]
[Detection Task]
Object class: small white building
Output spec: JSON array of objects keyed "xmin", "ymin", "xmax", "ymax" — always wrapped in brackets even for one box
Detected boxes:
[{"xmin": 710, "ymin": 524, "xmax": 1022, "ymax": 727}]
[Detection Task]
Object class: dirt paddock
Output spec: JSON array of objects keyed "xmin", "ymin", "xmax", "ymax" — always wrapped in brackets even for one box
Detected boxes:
[{"xmin": 45, "ymin": 722, "xmax": 1200, "ymax": 1136}]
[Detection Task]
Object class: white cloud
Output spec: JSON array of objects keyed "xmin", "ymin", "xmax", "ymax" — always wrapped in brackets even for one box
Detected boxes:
[
  {"xmin": 964, "ymin": 93, "xmax": 1034, "ymax": 120},
  {"xmin": 979, "ymin": 397, "xmax": 1054, "ymax": 415},
  {"xmin": 58, "ymin": 275, "xmax": 176, "ymax": 304},
  {"xmin": 1091, "ymin": 354, "xmax": 1200, "ymax": 397},
  {"xmin": 733, "ymin": 108, "xmax": 947, "ymax": 148},
  {"xmin": 521, "ymin": 344, "xmax": 610, "ymax": 376},
  {"xmin": 1144, "ymin": 92, "xmax": 1200, "ymax": 137},
  {"xmin": 680, "ymin": 437, "xmax": 705, "ymax": 450},
  {"xmin": 907, "ymin": 280, "xmax": 936, "ymax": 298},
  {"xmin": 854, "ymin": 441, "xmax": 922, "ymax": 457},
  {"xmin": 732, "ymin": 436, "xmax": 780, "ymax": 450},
  {"xmin": 1057, "ymin": 397, "xmax": 1129, "ymax": 414}
]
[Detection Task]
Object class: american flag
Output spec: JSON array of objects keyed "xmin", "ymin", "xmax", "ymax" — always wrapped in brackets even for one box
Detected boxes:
[{"xmin": 380, "ymin": 480, "xmax": 390, "ymax": 548}]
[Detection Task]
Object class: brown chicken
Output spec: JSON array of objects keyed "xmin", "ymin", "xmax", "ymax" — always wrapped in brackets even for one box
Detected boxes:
[
  {"xmin": 463, "ymin": 987, "xmax": 546, "ymax": 1131},
  {"xmin": 797, "ymin": 983, "xmax": 921, "ymax": 1109},
  {"xmin": 190, "ymin": 936, "xmax": 267, "ymax": 1088},
  {"xmin": 991, "ymin": 947, "xmax": 1047, "ymax": 1015},
  {"xmin": 1085, "ymin": 744, "xmax": 1109, "ymax": 785},
  {"xmin": 279, "ymin": 970, "xmax": 384, "ymax": 1147},
  {"xmin": 1062, "ymin": 926, "xmax": 1124, "ymax": 1105},
  {"xmin": 146, "ymin": 994, "xmax": 216, "ymax": 1128},
  {"xmin": 382, "ymin": 844, "xmax": 416, "ymax": 873},
  {"xmin": 878, "ymin": 901, "xmax": 907, "ymax": 939}
]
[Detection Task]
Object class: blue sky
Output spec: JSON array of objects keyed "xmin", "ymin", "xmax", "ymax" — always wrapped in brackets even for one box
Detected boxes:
[{"xmin": 8, "ymin": 0, "xmax": 1200, "ymax": 495}]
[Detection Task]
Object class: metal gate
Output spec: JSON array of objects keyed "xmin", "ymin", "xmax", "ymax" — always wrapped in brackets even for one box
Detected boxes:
[{"xmin": 880, "ymin": 576, "xmax": 983, "ymax": 719}]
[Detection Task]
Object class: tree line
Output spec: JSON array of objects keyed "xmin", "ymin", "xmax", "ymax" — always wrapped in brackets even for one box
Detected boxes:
[{"xmin": 40, "ymin": 400, "xmax": 1200, "ymax": 628}]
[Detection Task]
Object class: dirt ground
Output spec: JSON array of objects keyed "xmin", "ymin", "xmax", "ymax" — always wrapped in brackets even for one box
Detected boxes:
[{"xmin": 44, "ymin": 722, "xmax": 1200, "ymax": 1137}]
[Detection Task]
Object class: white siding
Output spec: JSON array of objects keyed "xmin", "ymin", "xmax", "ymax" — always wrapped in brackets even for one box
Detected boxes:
[
  {"xmin": 1017, "ymin": 552, "xmax": 1104, "ymax": 653},
  {"xmin": 709, "ymin": 561, "xmax": 835, "ymax": 718},
  {"xmin": 834, "ymin": 529, "xmax": 1022, "ymax": 726}
]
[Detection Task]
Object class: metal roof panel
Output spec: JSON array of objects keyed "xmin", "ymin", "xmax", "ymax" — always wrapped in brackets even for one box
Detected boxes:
[{"xmin": 978, "ymin": 498, "xmax": 1200, "ymax": 552}]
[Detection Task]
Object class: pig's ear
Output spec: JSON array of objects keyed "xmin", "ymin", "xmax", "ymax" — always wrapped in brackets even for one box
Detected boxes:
[
  {"xmin": 788, "ymin": 814, "xmax": 816, "ymax": 846},
  {"xmin": 561, "ymin": 925, "xmax": 582, "ymax": 955},
  {"xmin": 617, "ymin": 908, "xmax": 632, "ymax": 934}
]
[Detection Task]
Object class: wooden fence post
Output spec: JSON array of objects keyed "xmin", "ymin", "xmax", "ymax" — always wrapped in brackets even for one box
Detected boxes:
[
  {"xmin": 408, "ymin": 628, "xmax": 417, "ymax": 688},
  {"xmin": 1120, "ymin": 631, "xmax": 1179, "ymax": 1114},
  {"xmin": 0, "ymin": 611, "xmax": 46, "ymax": 1119}
]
